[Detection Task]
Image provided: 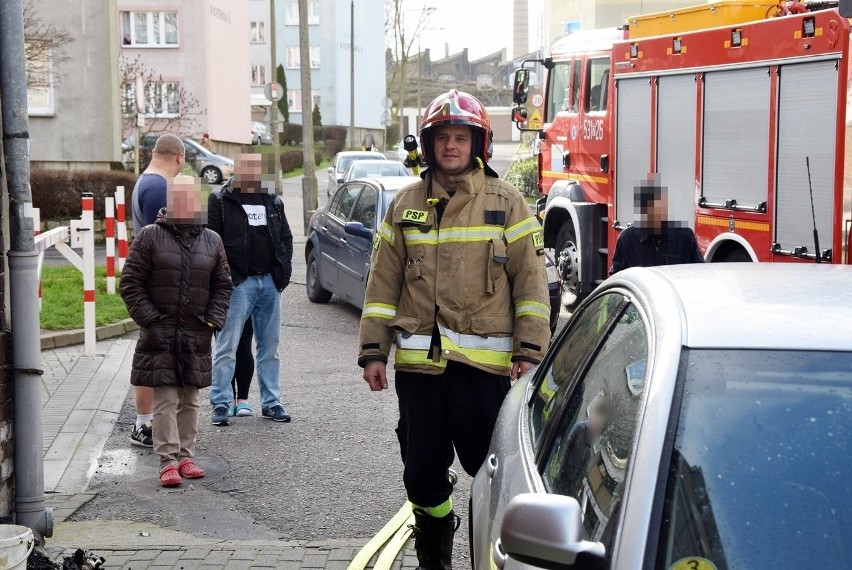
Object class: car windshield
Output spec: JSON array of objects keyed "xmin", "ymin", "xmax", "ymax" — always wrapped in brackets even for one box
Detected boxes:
[
  {"xmin": 656, "ymin": 348, "xmax": 852, "ymax": 569},
  {"xmin": 338, "ymin": 155, "xmax": 382, "ymax": 174},
  {"xmin": 351, "ymin": 164, "xmax": 406, "ymax": 179}
]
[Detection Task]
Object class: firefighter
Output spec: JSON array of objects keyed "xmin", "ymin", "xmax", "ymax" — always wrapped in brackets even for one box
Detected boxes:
[{"xmin": 358, "ymin": 89, "xmax": 552, "ymax": 569}]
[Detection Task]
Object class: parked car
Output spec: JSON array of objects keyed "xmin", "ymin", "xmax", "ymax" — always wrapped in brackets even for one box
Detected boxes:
[
  {"xmin": 326, "ymin": 151, "xmax": 386, "ymax": 196},
  {"xmin": 251, "ymin": 121, "xmax": 273, "ymax": 145},
  {"xmin": 470, "ymin": 263, "xmax": 852, "ymax": 570},
  {"xmin": 340, "ymin": 159, "xmax": 410, "ymax": 184},
  {"xmin": 120, "ymin": 134, "xmax": 234, "ymax": 184},
  {"xmin": 306, "ymin": 177, "xmax": 562, "ymax": 333}
]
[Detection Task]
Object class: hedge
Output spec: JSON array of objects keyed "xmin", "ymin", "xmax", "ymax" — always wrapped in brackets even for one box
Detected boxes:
[{"xmin": 30, "ymin": 169, "xmax": 138, "ymax": 220}]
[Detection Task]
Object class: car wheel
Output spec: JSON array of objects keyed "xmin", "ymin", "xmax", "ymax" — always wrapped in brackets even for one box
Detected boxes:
[
  {"xmin": 200, "ymin": 166, "xmax": 222, "ymax": 184},
  {"xmin": 306, "ymin": 250, "xmax": 333, "ymax": 303},
  {"xmin": 555, "ymin": 223, "xmax": 584, "ymax": 312}
]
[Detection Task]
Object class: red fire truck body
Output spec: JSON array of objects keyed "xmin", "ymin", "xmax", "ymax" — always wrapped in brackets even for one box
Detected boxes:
[{"xmin": 517, "ymin": 2, "xmax": 852, "ymax": 309}]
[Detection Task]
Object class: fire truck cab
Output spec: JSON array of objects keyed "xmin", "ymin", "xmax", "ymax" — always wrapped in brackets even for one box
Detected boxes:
[{"xmin": 514, "ymin": 0, "xmax": 852, "ymax": 310}]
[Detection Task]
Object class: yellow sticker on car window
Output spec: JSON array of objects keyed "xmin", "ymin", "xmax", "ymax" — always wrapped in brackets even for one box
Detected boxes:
[
  {"xmin": 670, "ymin": 557, "xmax": 718, "ymax": 570},
  {"xmin": 532, "ymin": 231, "xmax": 543, "ymax": 248},
  {"xmin": 402, "ymin": 209, "xmax": 428, "ymax": 223}
]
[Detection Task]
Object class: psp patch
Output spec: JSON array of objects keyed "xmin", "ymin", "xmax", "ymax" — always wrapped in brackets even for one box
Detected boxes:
[
  {"xmin": 401, "ymin": 209, "xmax": 428, "ymax": 223},
  {"xmin": 532, "ymin": 231, "xmax": 544, "ymax": 249}
]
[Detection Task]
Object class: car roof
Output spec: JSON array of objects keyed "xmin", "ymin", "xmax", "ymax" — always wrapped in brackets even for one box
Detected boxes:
[
  {"xmin": 337, "ymin": 151, "xmax": 385, "ymax": 158},
  {"xmin": 608, "ymin": 264, "xmax": 852, "ymax": 351},
  {"xmin": 359, "ymin": 176, "xmax": 420, "ymax": 191}
]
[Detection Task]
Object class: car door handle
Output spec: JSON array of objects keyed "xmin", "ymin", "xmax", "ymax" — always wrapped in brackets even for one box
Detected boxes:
[
  {"xmin": 492, "ymin": 538, "xmax": 508, "ymax": 569},
  {"xmin": 485, "ymin": 453, "xmax": 498, "ymax": 478}
]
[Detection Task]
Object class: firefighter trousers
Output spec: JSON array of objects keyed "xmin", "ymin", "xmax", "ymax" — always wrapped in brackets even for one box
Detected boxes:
[{"xmin": 395, "ymin": 360, "xmax": 511, "ymax": 509}]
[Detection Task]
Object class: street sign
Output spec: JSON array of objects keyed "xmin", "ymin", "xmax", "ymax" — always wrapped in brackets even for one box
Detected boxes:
[
  {"xmin": 528, "ymin": 108, "xmax": 543, "ymax": 130},
  {"xmin": 381, "ymin": 97, "xmax": 393, "ymax": 109},
  {"xmin": 263, "ymin": 107, "xmax": 285, "ymax": 125},
  {"xmin": 264, "ymin": 82, "xmax": 284, "ymax": 102},
  {"xmin": 380, "ymin": 110, "xmax": 393, "ymax": 127}
]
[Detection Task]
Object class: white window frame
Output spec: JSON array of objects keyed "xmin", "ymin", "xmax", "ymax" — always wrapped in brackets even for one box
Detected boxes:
[
  {"xmin": 283, "ymin": 2, "xmax": 319, "ymax": 25},
  {"xmin": 251, "ymin": 65, "xmax": 267, "ymax": 86},
  {"xmin": 285, "ymin": 45, "xmax": 320, "ymax": 69},
  {"xmin": 123, "ymin": 81, "xmax": 180, "ymax": 117},
  {"xmin": 250, "ymin": 20, "xmax": 265, "ymax": 43},
  {"xmin": 26, "ymin": 43, "xmax": 55, "ymax": 116},
  {"xmin": 288, "ymin": 90, "xmax": 321, "ymax": 113},
  {"xmin": 121, "ymin": 11, "xmax": 179, "ymax": 47}
]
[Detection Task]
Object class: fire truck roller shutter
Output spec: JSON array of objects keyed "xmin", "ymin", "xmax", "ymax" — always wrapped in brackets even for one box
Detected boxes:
[
  {"xmin": 615, "ymin": 78, "xmax": 652, "ymax": 228},
  {"xmin": 702, "ymin": 67, "xmax": 771, "ymax": 210},
  {"xmin": 657, "ymin": 74, "xmax": 698, "ymax": 231},
  {"xmin": 774, "ymin": 60, "xmax": 838, "ymax": 259}
]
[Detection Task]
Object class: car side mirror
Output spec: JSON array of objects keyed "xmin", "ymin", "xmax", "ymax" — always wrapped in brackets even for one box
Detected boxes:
[
  {"xmin": 344, "ymin": 221, "xmax": 373, "ymax": 240},
  {"xmin": 500, "ymin": 494, "xmax": 606, "ymax": 570},
  {"xmin": 327, "ymin": 167, "xmax": 334, "ymax": 174},
  {"xmin": 513, "ymin": 68, "xmax": 530, "ymax": 105}
]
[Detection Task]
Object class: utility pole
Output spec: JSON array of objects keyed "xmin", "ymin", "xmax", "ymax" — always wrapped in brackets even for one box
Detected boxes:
[
  {"xmin": 349, "ymin": 0, "xmax": 355, "ymax": 150},
  {"xmin": 270, "ymin": 0, "xmax": 281, "ymax": 194},
  {"xmin": 298, "ymin": 0, "xmax": 317, "ymax": 234}
]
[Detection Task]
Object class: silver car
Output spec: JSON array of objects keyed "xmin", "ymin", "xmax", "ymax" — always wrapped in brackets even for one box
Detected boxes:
[
  {"xmin": 471, "ymin": 263, "xmax": 852, "ymax": 570},
  {"xmin": 326, "ymin": 151, "xmax": 386, "ymax": 196},
  {"xmin": 182, "ymin": 138, "xmax": 234, "ymax": 184},
  {"xmin": 340, "ymin": 159, "xmax": 410, "ymax": 184}
]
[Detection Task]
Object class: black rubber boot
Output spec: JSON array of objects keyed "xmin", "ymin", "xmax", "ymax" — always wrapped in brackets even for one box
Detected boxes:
[{"xmin": 411, "ymin": 508, "xmax": 460, "ymax": 570}]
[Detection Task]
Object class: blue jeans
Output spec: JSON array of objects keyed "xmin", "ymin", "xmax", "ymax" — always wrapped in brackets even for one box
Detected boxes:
[{"xmin": 210, "ymin": 275, "xmax": 282, "ymax": 410}]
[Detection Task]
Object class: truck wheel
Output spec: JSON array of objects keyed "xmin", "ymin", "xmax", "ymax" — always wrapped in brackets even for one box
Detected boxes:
[
  {"xmin": 723, "ymin": 248, "xmax": 751, "ymax": 262},
  {"xmin": 555, "ymin": 223, "xmax": 583, "ymax": 312}
]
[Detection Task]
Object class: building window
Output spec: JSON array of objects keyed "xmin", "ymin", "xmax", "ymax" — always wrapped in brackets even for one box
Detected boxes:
[
  {"xmin": 26, "ymin": 43, "xmax": 54, "ymax": 116},
  {"xmin": 121, "ymin": 11, "xmax": 179, "ymax": 47},
  {"xmin": 287, "ymin": 90, "xmax": 321, "ymax": 113},
  {"xmin": 285, "ymin": 46, "xmax": 321, "ymax": 69},
  {"xmin": 251, "ymin": 65, "xmax": 267, "ymax": 86},
  {"xmin": 122, "ymin": 81, "xmax": 180, "ymax": 117},
  {"xmin": 283, "ymin": 2, "xmax": 319, "ymax": 25},
  {"xmin": 250, "ymin": 21, "xmax": 265, "ymax": 42}
]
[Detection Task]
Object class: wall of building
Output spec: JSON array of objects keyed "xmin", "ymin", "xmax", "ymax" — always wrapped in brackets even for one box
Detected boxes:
[{"xmin": 29, "ymin": 0, "xmax": 121, "ymax": 170}]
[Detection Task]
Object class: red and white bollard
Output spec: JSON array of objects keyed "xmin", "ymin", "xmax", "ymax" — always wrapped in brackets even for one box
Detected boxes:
[
  {"xmin": 105, "ymin": 197, "xmax": 116, "ymax": 294},
  {"xmin": 81, "ymin": 194, "xmax": 96, "ymax": 355},
  {"xmin": 115, "ymin": 186, "xmax": 128, "ymax": 271},
  {"xmin": 34, "ymin": 208, "xmax": 42, "ymax": 308}
]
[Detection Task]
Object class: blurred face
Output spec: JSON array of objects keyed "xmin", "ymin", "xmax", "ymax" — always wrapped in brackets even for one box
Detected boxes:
[
  {"xmin": 639, "ymin": 192, "xmax": 668, "ymax": 230},
  {"xmin": 167, "ymin": 179, "xmax": 206, "ymax": 223},
  {"xmin": 234, "ymin": 152, "xmax": 262, "ymax": 193},
  {"xmin": 432, "ymin": 125, "xmax": 473, "ymax": 176}
]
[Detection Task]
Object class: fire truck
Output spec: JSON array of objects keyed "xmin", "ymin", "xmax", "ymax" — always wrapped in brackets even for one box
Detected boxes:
[{"xmin": 512, "ymin": 0, "xmax": 852, "ymax": 310}]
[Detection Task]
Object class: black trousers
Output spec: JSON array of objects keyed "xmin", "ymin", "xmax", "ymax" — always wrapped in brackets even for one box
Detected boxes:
[
  {"xmin": 231, "ymin": 318, "xmax": 254, "ymax": 400},
  {"xmin": 395, "ymin": 360, "xmax": 510, "ymax": 509}
]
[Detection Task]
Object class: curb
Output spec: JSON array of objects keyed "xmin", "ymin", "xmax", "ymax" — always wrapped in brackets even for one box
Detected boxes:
[{"xmin": 40, "ymin": 318, "xmax": 140, "ymax": 350}]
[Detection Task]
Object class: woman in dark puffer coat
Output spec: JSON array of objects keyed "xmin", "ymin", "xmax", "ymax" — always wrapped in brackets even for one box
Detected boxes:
[{"xmin": 121, "ymin": 175, "xmax": 232, "ymax": 487}]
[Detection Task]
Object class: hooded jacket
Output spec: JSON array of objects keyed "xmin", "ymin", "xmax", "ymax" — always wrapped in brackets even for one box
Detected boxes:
[
  {"xmin": 358, "ymin": 167, "xmax": 552, "ymax": 377},
  {"xmin": 120, "ymin": 220, "xmax": 232, "ymax": 388}
]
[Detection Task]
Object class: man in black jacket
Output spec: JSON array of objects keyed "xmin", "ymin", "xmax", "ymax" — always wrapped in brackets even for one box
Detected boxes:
[
  {"xmin": 207, "ymin": 151, "xmax": 294, "ymax": 426},
  {"xmin": 610, "ymin": 175, "xmax": 704, "ymax": 275}
]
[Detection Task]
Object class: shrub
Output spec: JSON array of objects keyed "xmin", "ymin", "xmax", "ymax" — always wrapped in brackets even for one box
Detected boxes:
[
  {"xmin": 504, "ymin": 157, "xmax": 539, "ymax": 198},
  {"xmin": 313, "ymin": 141, "xmax": 325, "ymax": 166},
  {"xmin": 280, "ymin": 150, "xmax": 303, "ymax": 173},
  {"xmin": 324, "ymin": 138, "xmax": 344, "ymax": 159},
  {"xmin": 280, "ymin": 123, "xmax": 302, "ymax": 146},
  {"xmin": 322, "ymin": 126, "xmax": 347, "ymax": 146},
  {"xmin": 30, "ymin": 169, "xmax": 138, "ymax": 220}
]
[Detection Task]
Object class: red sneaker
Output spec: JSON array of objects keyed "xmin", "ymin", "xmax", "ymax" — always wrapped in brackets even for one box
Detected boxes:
[
  {"xmin": 178, "ymin": 459, "xmax": 205, "ymax": 479},
  {"xmin": 159, "ymin": 465, "xmax": 181, "ymax": 487}
]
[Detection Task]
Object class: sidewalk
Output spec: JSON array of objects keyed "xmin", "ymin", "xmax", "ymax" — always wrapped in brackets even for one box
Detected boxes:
[{"xmin": 37, "ymin": 176, "xmax": 418, "ymax": 568}]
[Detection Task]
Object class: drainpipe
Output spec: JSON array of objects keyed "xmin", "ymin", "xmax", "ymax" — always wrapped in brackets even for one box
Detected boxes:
[{"xmin": 0, "ymin": 0, "xmax": 53, "ymax": 542}]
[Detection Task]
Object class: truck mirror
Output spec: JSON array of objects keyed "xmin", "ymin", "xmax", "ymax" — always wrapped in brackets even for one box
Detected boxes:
[
  {"xmin": 512, "ymin": 106, "xmax": 529, "ymax": 124},
  {"xmin": 513, "ymin": 69, "xmax": 530, "ymax": 105}
]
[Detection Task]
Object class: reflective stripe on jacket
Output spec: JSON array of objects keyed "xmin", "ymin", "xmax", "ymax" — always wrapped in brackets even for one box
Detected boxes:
[{"xmin": 357, "ymin": 167, "xmax": 551, "ymax": 376}]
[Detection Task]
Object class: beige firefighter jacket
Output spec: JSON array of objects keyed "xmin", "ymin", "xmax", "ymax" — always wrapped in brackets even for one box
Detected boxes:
[{"xmin": 357, "ymin": 166, "xmax": 552, "ymax": 377}]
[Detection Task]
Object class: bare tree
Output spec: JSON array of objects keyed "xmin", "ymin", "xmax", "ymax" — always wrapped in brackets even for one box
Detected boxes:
[
  {"xmin": 22, "ymin": 0, "xmax": 74, "ymax": 88},
  {"xmin": 385, "ymin": 0, "xmax": 435, "ymax": 121},
  {"xmin": 119, "ymin": 55, "xmax": 206, "ymax": 172}
]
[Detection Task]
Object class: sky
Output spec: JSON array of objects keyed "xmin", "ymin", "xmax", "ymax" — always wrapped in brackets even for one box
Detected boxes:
[{"xmin": 399, "ymin": 0, "xmax": 544, "ymax": 61}]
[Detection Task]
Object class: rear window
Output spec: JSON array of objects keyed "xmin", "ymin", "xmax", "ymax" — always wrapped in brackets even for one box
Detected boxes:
[{"xmin": 656, "ymin": 349, "xmax": 852, "ymax": 569}]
